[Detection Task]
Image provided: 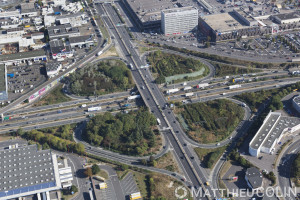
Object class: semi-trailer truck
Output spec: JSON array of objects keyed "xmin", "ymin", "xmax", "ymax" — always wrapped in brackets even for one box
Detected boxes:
[
  {"xmin": 185, "ymin": 92, "xmax": 194, "ymax": 97},
  {"xmin": 166, "ymin": 88, "xmax": 179, "ymax": 94},
  {"xmin": 88, "ymin": 107, "xmax": 101, "ymax": 112},
  {"xmin": 127, "ymin": 95, "xmax": 140, "ymax": 100}
]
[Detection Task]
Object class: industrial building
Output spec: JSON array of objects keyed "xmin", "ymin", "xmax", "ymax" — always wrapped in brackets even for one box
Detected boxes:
[
  {"xmin": 292, "ymin": 95, "xmax": 300, "ymax": 113},
  {"xmin": 121, "ymin": 0, "xmax": 200, "ymax": 31},
  {"xmin": 49, "ymin": 40, "xmax": 73, "ymax": 60},
  {"xmin": 0, "ymin": 64, "xmax": 7, "ymax": 101},
  {"xmin": 68, "ymin": 35, "xmax": 94, "ymax": 48},
  {"xmin": 20, "ymin": 3, "xmax": 38, "ymax": 18},
  {"xmin": 56, "ymin": 13, "xmax": 88, "ymax": 27},
  {"xmin": 0, "ymin": 144, "xmax": 61, "ymax": 200},
  {"xmin": 47, "ymin": 24, "xmax": 80, "ymax": 40},
  {"xmin": 272, "ymin": 11, "xmax": 300, "ymax": 24},
  {"xmin": 198, "ymin": 11, "xmax": 266, "ymax": 42},
  {"xmin": 46, "ymin": 62, "xmax": 62, "ymax": 78},
  {"xmin": 161, "ymin": 6, "xmax": 198, "ymax": 36},
  {"xmin": 245, "ymin": 167, "xmax": 263, "ymax": 190},
  {"xmin": 249, "ymin": 111, "xmax": 300, "ymax": 157},
  {"xmin": 0, "ymin": 27, "xmax": 25, "ymax": 45},
  {"xmin": 0, "ymin": 50, "xmax": 47, "ymax": 65}
]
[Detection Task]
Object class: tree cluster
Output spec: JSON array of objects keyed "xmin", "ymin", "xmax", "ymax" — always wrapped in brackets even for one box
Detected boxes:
[
  {"xmin": 16, "ymin": 129, "xmax": 85, "ymax": 154},
  {"xmin": 229, "ymin": 150, "xmax": 253, "ymax": 168},
  {"xmin": 181, "ymin": 99, "xmax": 244, "ymax": 143},
  {"xmin": 262, "ymin": 171, "xmax": 276, "ymax": 186},
  {"xmin": 69, "ymin": 60, "xmax": 134, "ymax": 96},
  {"xmin": 84, "ymin": 109, "xmax": 157, "ymax": 156},
  {"xmin": 147, "ymin": 50, "xmax": 207, "ymax": 83},
  {"xmin": 214, "ymin": 63, "xmax": 260, "ymax": 77}
]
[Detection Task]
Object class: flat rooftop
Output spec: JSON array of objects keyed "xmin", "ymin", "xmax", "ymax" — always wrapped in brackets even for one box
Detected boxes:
[
  {"xmin": 125, "ymin": 0, "xmax": 198, "ymax": 24},
  {"xmin": 0, "ymin": 50, "xmax": 46, "ymax": 62},
  {"xmin": 250, "ymin": 112, "xmax": 280, "ymax": 150},
  {"xmin": 274, "ymin": 11, "xmax": 300, "ymax": 21},
  {"xmin": 0, "ymin": 145, "xmax": 58, "ymax": 199},
  {"xmin": 250, "ymin": 112, "xmax": 300, "ymax": 150},
  {"xmin": 201, "ymin": 12, "xmax": 249, "ymax": 33},
  {"xmin": 293, "ymin": 95, "xmax": 300, "ymax": 104},
  {"xmin": 162, "ymin": 6, "xmax": 197, "ymax": 14},
  {"xmin": 262, "ymin": 116, "xmax": 300, "ymax": 149},
  {"xmin": 246, "ymin": 167, "xmax": 263, "ymax": 189},
  {"xmin": 0, "ymin": 64, "xmax": 5, "ymax": 92}
]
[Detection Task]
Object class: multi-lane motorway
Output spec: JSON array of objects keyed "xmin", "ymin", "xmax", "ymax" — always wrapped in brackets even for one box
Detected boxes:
[
  {"xmin": 0, "ymin": 1, "xmax": 299, "ymax": 200},
  {"xmin": 99, "ymin": 3, "xmax": 217, "ymax": 198}
]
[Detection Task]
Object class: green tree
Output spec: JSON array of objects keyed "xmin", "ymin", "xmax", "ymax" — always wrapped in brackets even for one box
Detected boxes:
[{"xmin": 92, "ymin": 164, "xmax": 100, "ymax": 175}]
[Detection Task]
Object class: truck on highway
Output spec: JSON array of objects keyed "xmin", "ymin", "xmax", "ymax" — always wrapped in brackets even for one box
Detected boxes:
[
  {"xmin": 127, "ymin": 95, "xmax": 140, "ymax": 100},
  {"xmin": 166, "ymin": 88, "xmax": 179, "ymax": 94},
  {"xmin": 228, "ymin": 84, "xmax": 241, "ymax": 90},
  {"xmin": 130, "ymin": 192, "xmax": 142, "ymax": 200},
  {"xmin": 88, "ymin": 106, "xmax": 101, "ymax": 112},
  {"xmin": 97, "ymin": 50, "xmax": 103, "ymax": 56},
  {"xmin": 196, "ymin": 83, "xmax": 209, "ymax": 89},
  {"xmin": 183, "ymin": 86, "xmax": 192, "ymax": 91},
  {"xmin": 185, "ymin": 92, "xmax": 194, "ymax": 97},
  {"xmin": 157, "ymin": 118, "xmax": 161, "ymax": 125}
]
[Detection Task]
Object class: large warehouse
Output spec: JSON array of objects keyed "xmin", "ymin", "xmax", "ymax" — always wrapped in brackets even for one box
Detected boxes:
[
  {"xmin": 272, "ymin": 11, "xmax": 300, "ymax": 24},
  {"xmin": 161, "ymin": 6, "xmax": 198, "ymax": 35},
  {"xmin": 292, "ymin": 95, "xmax": 300, "ymax": 113},
  {"xmin": 249, "ymin": 112, "xmax": 300, "ymax": 157},
  {"xmin": 0, "ymin": 145, "xmax": 62, "ymax": 200},
  {"xmin": 198, "ymin": 10, "xmax": 270, "ymax": 42}
]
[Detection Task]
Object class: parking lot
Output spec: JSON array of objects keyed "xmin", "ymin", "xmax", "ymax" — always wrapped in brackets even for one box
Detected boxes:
[
  {"xmin": 120, "ymin": 172, "xmax": 139, "ymax": 196},
  {"xmin": 93, "ymin": 178, "xmax": 118, "ymax": 200},
  {"xmin": 6, "ymin": 64, "xmax": 47, "ymax": 101}
]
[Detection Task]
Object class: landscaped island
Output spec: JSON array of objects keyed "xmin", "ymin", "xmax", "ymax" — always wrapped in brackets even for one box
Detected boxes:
[
  {"xmin": 84, "ymin": 109, "xmax": 161, "ymax": 156},
  {"xmin": 147, "ymin": 50, "xmax": 209, "ymax": 84},
  {"xmin": 177, "ymin": 99, "xmax": 244, "ymax": 143},
  {"xmin": 69, "ymin": 59, "xmax": 134, "ymax": 96}
]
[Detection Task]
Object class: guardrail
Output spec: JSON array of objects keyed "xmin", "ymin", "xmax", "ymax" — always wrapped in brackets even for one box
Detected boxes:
[{"xmin": 101, "ymin": 2, "xmax": 212, "ymax": 199}]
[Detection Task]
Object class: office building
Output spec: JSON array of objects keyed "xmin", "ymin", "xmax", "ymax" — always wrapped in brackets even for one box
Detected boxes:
[
  {"xmin": 161, "ymin": 6, "xmax": 198, "ymax": 36},
  {"xmin": 249, "ymin": 111, "xmax": 300, "ymax": 157}
]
